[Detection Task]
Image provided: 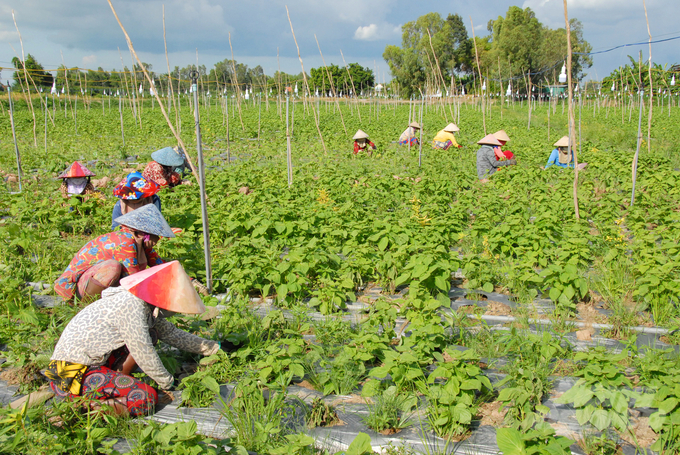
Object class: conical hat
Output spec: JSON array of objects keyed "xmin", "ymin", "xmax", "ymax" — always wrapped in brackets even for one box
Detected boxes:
[
  {"xmin": 493, "ymin": 130, "xmax": 510, "ymax": 142},
  {"xmin": 409, "ymin": 121, "xmax": 421, "ymax": 129},
  {"xmin": 58, "ymin": 161, "xmax": 95, "ymax": 179},
  {"xmin": 353, "ymin": 129, "xmax": 369, "ymax": 140},
  {"xmin": 151, "ymin": 147, "xmax": 185, "ymax": 167},
  {"xmin": 113, "ymin": 172, "xmax": 160, "ymax": 200},
  {"xmin": 443, "ymin": 123, "xmax": 460, "ymax": 132},
  {"xmin": 477, "ymin": 134, "xmax": 502, "ymax": 146},
  {"xmin": 120, "ymin": 261, "xmax": 206, "ymax": 314},
  {"xmin": 113, "ymin": 204, "xmax": 175, "ymax": 238},
  {"xmin": 553, "ymin": 136, "xmax": 570, "ymax": 147}
]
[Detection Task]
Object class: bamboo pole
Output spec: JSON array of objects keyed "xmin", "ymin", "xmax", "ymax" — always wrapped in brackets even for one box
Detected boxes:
[
  {"xmin": 470, "ymin": 16, "xmax": 486, "ymax": 135},
  {"xmin": 12, "ymin": 12, "xmax": 37, "ymax": 147},
  {"xmin": 107, "ymin": 0, "xmax": 198, "ymax": 178},
  {"xmin": 162, "ymin": 5, "xmax": 179, "ymax": 133},
  {"xmin": 228, "ymin": 33, "xmax": 246, "ymax": 131},
  {"xmin": 563, "ymin": 0, "xmax": 579, "ymax": 220},
  {"xmin": 643, "ymin": 0, "xmax": 653, "ymax": 153},
  {"xmin": 285, "ymin": 5, "xmax": 327, "ymax": 154},
  {"xmin": 314, "ymin": 35, "xmax": 346, "ymax": 133},
  {"xmin": 340, "ymin": 49, "xmax": 361, "ymax": 123}
]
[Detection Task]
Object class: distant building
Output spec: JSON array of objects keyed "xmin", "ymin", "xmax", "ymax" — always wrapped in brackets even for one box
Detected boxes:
[{"xmin": 543, "ymin": 85, "xmax": 567, "ymax": 96}]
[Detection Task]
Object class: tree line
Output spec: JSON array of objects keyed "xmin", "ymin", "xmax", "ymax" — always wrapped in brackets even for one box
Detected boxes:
[{"xmin": 383, "ymin": 7, "xmax": 593, "ymax": 98}]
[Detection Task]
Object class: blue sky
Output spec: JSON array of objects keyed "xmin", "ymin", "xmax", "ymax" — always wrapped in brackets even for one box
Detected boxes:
[{"xmin": 0, "ymin": 0, "xmax": 678, "ymax": 84}]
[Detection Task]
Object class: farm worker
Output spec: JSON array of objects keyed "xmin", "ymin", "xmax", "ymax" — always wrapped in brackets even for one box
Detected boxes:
[
  {"xmin": 45, "ymin": 261, "xmax": 221, "ymax": 416},
  {"xmin": 353, "ymin": 129, "xmax": 376, "ymax": 155},
  {"xmin": 54, "ymin": 204, "xmax": 173, "ymax": 302},
  {"xmin": 432, "ymin": 123, "xmax": 461, "ymax": 150},
  {"xmin": 142, "ymin": 146, "xmax": 186, "ymax": 188},
  {"xmin": 545, "ymin": 136, "xmax": 588, "ymax": 170},
  {"xmin": 493, "ymin": 130, "xmax": 514, "ymax": 160},
  {"xmin": 58, "ymin": 161, "xmax": 99, "ymax": 201},
  {"xmin": 111, "ymin": 172, "xmax": 162, "ymax": 230},
  {"xmin": 476, "ymin": 134, "xmax": 517, "ymax": 181},
  {"xmin": 398, "ymin": 121, "xmax": 420, "ymax": 146}
]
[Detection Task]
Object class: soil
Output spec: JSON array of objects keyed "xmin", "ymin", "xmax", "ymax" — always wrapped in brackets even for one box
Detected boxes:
[
  {"xmin": 466, "ymin": 292, "xmax": 488, "ymax": 301},
  {"xmin": 576, "ymin": 303, "xmax": 608, "ymax": 325},
  {"xmin": 485, "ymin": 301, "xmax": 512, "ymax": 316},
  {"xmin": 0, "ymin": 364, "xmax": 42, "ymax": 386},
  {"xmin": 660, "ymin": 334, "xmax": 680, "ymax": 345},
  {"xmin": 295, "ymin": 380, "xmax": 318, "ymax": 392},
  {"xmin": 477, "ymin": 401, "xmax": 506, "ymax": 427},
  {"xmin": 618, "ymin": 417, "xmax": 658, "ymax": 448},
  {"xmin": 379, "ymin": 428, "xmax": 401, "ymax": 435},
  {"xmin": 332, "ymin": 394, "xmax": 372, "ymax": 405}
]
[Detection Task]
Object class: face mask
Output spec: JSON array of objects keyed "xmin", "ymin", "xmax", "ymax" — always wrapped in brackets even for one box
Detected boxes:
[{"xmin": 67, "ymin": 178, "xmax": 88, "ymax": 194}]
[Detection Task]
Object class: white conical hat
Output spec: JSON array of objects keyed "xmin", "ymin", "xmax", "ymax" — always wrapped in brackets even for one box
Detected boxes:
[
  {"xmin": 120, "ymin": 261, "xmax": 206, "ymax": 314},
  {"xmin": 409, "ymin": 121, "xmax": 421, "ymax": 129},
  {"xmin": 553, "ymin": 136, "xmax": 570, "ymax": 147},
  {"xmin": 477, "ymin": 134, "xmax": 502, "ymax": 146},
  {"xmin": 493, "ymin": 130, "xmax": 510, "ymax": 142},
  {"xmin": 353, "ymin": 129, "xmax": 369, "ymax": 140},
  {"xmin": 443, "ymin": 123, "xmax": 459, "ymax": 132}
]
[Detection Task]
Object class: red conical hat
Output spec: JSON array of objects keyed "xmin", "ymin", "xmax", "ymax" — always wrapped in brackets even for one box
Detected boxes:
[
  {"xmin": 58, "ymin": 161, "xmax": 96, "ymax": 178},
  {"xmin": 120, "ymin": 261, "xmax": 206, "ymax": 314}
]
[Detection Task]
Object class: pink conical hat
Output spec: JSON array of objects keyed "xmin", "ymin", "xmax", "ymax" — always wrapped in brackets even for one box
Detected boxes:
[
  {"xmin": 120, "ymin": 261, "xmax": 206, "ymax": 314},
  {"xmin": 477, "ymin": 134, "xmax": 502, "ymax": 146},
  {"xmin": 58, "ymin": 161, "xmax": 96, "ymax": 178}
]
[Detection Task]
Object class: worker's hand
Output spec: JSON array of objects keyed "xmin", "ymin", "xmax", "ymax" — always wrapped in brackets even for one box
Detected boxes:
[
  {"xmin": 143, "ymin": 235, "xmax": 159, "ymax": 249},
  {"xmin": 507, "ymin": 159, "xmax": 517, "ymax": 166},
  {"xmin": 192, "ymin": 279, "xmax": 210, "ymax": 296}
]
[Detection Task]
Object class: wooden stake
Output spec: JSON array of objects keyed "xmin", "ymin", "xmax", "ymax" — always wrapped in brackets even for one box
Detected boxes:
[
  {"xmin": 643, "ymin": 0, "xmax": 653, "ymax": 153},
  {"xmin": 470, "ymin": 16, "xmax": 486, "ymax": 135},
  {"xmin": 563, "ymin": 0, "xmax": 579, "ymax": 220},
  {"xmin": 107, "ymin": 0, "xmax": 198, "ymax": 178}
]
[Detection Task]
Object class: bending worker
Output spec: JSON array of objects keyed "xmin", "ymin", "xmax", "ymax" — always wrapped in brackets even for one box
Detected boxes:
[
  {"xmin": 45, "ymin": 261, "xmax": 222, "ymax": 416},
  {"xmin": 142, "ymin": 146, "xmax": 187, "ymax": 188},
  {"xmin": 476, "ymin": 134, "xmax": 517, "ymax": 181},
  {"xmin": 352, "ymin": 129, "xmax": 376, "ymax": 155},
  {"xmin": 545, "ymin": 136, "xmax": 587, "ymax": 170},
  {"xmin": 59, "ymin": 161, "xmax": 98, "ymax": 201},
  {"xmin": 432, "ymin": 123, "xmax": 461, "ymax": 150},
  {"xmin": 111, "ymin": 172, "xmax": 162, "ymax": 230},
  {"xmin": 398, "ymin": 121, "xmax": 421, "ymax": 146}
]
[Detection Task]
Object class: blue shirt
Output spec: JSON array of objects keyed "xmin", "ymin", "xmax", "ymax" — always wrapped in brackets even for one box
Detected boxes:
[
  {"xmin": 545, "ymin": 149, "xmax": 574, "ymax": 169},
  {"xmin": 111, "ymin": 195, "xmax": 162, "ymax": 230}
]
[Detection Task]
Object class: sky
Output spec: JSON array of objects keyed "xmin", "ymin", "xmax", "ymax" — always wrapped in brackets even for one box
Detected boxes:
[{"xmin": 0, "ymin": 0, "xmax": 678, "ymax": 86}]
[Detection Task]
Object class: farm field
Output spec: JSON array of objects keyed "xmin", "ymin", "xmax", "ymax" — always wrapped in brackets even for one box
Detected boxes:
[{"xmin": 2, "ymin": 93, "xmax": 680, "ymax": 454}]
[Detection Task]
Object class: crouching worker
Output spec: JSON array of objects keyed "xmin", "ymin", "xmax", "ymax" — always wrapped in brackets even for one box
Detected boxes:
[
  {"xmin": 398, "ymin": 122, "xmax": 421, "ymax": 146},
  {"xmin": 476, "ymin": 134, "xmax": 516, "ymax": 181},
  {"xmin": 352, "ymin": 129, "xmax": 376, "ymax": 155},
  {"xmin": 59, "ymin": 161, "xmax": 99, "ymax": 202},
  {"xmin": 45, "ymin": 261, "xmax": 220, "ymax": 416},
  {"xmin": 54, "ymin": 204, "xmax": 174, "ymax": 302},
  {"xmin": 545, "ymin": 136, "xmax": 587, "ymax": 170},
  {"xmin": 432, "ymin": 123, "xmax": 461, "ymax": 150}
]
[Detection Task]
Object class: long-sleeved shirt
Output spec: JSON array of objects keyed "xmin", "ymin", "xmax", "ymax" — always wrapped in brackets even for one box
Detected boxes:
[
  {"xmin": 398, "ymin": 127, "xmax": 419, "ymax": 145},
  {"xmin": 353, "ymin": 140, "xmax": 376, "ymax": 155},
  {"xmin": 54, "ymin": 228, "xmax": 164, "ymax": 300},
  {"xmin": 545, "ymin": 148, "xmax": 574, "ymax": 169},
  {"xmin": 142, "ymin": 161, "xmax": 181, "ymax": 188},
  {"xmin": 432, "ymin": 130, "xmax": 459, "ymax": 149},
  {"xmin": 51, "ymin": 287, "xmax": 219, "ymax": 390},
  {"xmin": 476, "ymin": 145, "xmax": 513, "ymax": 179},
  {"xmin": 111, "ymin": 195, "xmax": 163, "ymax": 230}
]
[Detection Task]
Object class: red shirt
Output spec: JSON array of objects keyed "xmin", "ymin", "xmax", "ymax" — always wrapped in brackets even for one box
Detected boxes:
[{"xmin": 142, "ymin": 161, "xmax": 181, "ymax": 188}]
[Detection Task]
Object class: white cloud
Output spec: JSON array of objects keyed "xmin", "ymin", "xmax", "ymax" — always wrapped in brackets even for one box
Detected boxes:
[
  {"xmin": 354, "ymin": 24, "xmax": 379, "ymax": 40},
  {"xmin": 82, "ymin": 54, "xmax": 96, "ymax": 67},
  {"xmin": 354, "ymin": 23, "xmax": 401, "ymax": 41}
]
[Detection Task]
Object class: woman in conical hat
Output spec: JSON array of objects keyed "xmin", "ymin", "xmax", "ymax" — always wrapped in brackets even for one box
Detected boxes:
[
  {"xmin": 476, "ymin": 134, "xmax": 517, "ymax": 181},
  {"xmin": 58, "ymin": 161, "xmax": 99, "ymax": 201},
  {"xmin": 398, "ymin": 121, "xmax": 421, "ymax": 146},
  {"xmin": 544, "ymin": 136, "xmax": 587, "ymax": 170},
  {"xmin": 432, "ymin": 123, "xmax": 461, "ymax": 150},
  {"xmin": 54, "ymin": 204, "xmax": 174, "ymax": 302},
  {"xmin": 46, "ymin": 261, "xmax": 222, "ymax": 416},
  {"xmin": 352, "ymin": 129, "xmax": 376, "ymax": 155},
  {"xmin": 111, "ymin": 172, "xmax": 162, "ymax": 230},
  {"xmin": 492, "ymin": 130, "xmax": 514, "ymax": 160},
  {"xmin": 142, "ymin": 146, "xmax": 187, "ymax": 188}
]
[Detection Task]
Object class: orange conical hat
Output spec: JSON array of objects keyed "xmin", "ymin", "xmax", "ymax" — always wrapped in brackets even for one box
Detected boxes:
[
  {"xmin": 120, "ymin": 261, "xmax": 206, "ymax": 314},
  {"xmin": 58, "ymin": 161, "xmax": 95, "ymax": 178}
]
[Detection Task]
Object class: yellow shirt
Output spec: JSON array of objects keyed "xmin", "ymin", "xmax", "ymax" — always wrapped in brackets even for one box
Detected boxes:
[{"xmin": 432, "ymin": 130, "xmax": 459, "ymax": 147}]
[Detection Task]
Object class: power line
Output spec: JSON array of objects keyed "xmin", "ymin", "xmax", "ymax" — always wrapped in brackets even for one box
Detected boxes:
[{"xmin": 575, "ymin": 35, "xmax": 680, "ymax": 56}]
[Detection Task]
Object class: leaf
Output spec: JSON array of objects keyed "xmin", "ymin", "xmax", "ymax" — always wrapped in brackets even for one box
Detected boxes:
[
  {"xmin": 549, "ymin": 287, "xmax": 561, "ymax": 301},
  {"xmin": 369, "ymin": 366, "xmax": 389, "ymax": 378},
  {"xmin": 590, "ymin": 409, "xmax": 611, "ymax": 431},
  {"xmin": 648, "ymin": 411, "xmax": 667, "ymax": 432},
  {"xmin": 496, "ymin": 427, "xmax": 526, "ymax": 455},
  {"xmin": 201, "ymin": 376, "xmax": 220, "ymax": 394},
  {"xmin": 658, "ymin": 397, "xmax": 678, "ymax": 414},
  {"xmin": 482, "ymin": 282, "xmax": 494, "ymax": 293},
  {"xmin": 572, "ymin": 388, "xmax": 594, "ymax": 408},
  {"xmin": 378, "ymin": 237, "xmax": 389, "ymax": 251},
  {"xmin": 276, "ymin": 283, "xmax": 288, "ymax": 300},
  {"xmin": 88, "ymin": 428, "xmax": 110, "ymax": 440},
  {"xmin": 610, "ymin": 391, "xmax": 628, "ymax": 414},
  {"xmin": 345, "ymin": 432, "xmax": 373, "ymax": 455}
]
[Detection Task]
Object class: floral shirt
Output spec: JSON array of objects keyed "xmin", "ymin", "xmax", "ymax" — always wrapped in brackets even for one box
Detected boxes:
[
  {"xmin": 398, "ymin": 127, "xmax": 419, "ymax": 144},
  {"xmin": 142, "ymin": 161, "xmax": 181, "ymax": 188},
  {"xmin": 54, "ymin": 227, "xmax": 164, "ymax": 300}
]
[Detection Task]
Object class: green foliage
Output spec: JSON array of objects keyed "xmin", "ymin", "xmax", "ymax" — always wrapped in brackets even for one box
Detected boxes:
[
  {"xmin": 496, "ymin": 425, "xmax": 573, "ymax": 455},
  {"xmin": 362, "ymin": 386, "xmax": 417, "ymax": 433},
  {"xmin": 425, "ymin": 347, "xmax": 493, "ymax": 438}
]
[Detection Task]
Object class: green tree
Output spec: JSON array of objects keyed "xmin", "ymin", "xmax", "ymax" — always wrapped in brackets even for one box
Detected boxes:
[{"xmin": 12, "ymin": 54, "xmax": 53, "ymax": 88}]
